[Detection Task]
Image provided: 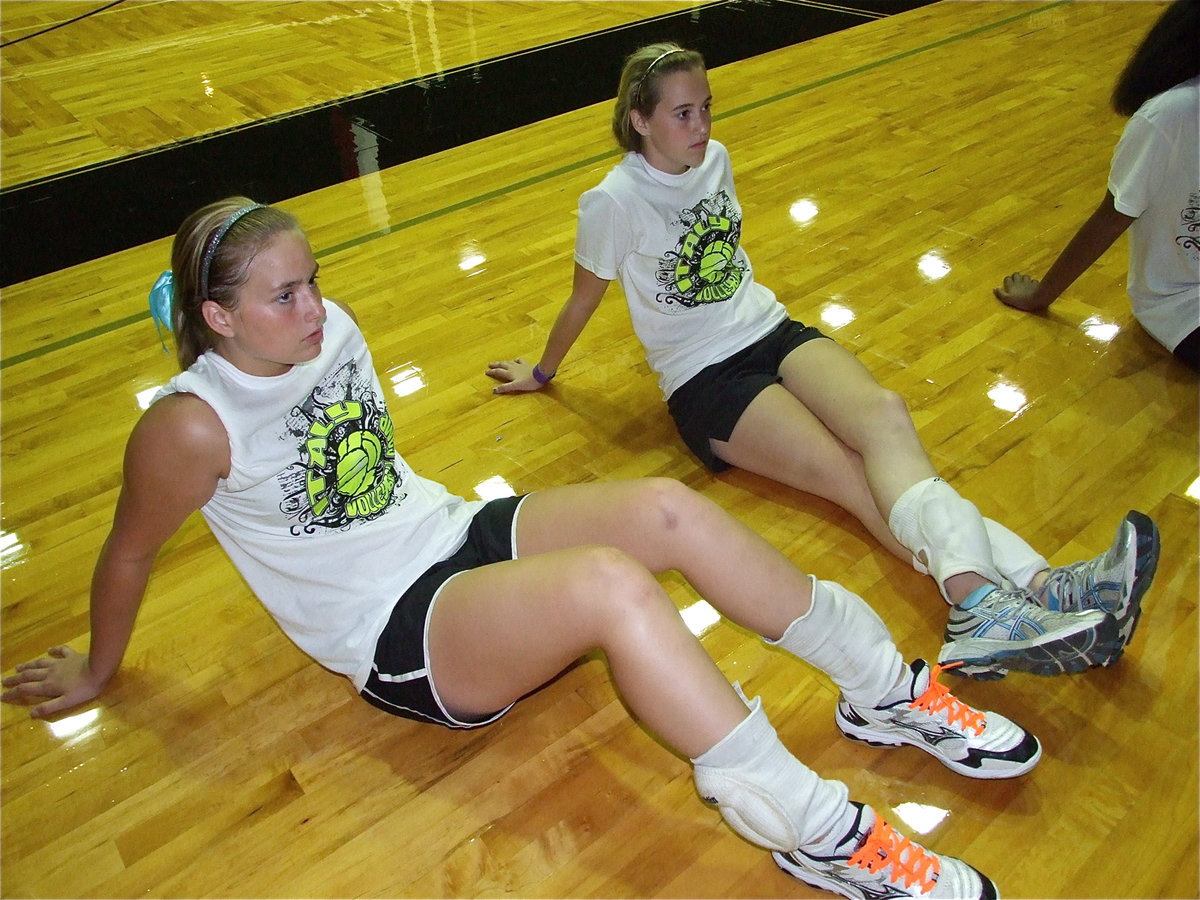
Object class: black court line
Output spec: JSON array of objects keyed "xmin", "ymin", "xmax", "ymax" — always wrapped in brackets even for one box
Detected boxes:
[{"xmin": 0, "ymin": 0, "xmax": 934, "ymax": 287}]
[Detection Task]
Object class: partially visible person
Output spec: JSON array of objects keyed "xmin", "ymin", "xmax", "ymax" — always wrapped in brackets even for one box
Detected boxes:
[
  {"xmin": 488, "ymin": 43, "xmax": 1160, "ymax": 682},
  {"xmin": 995, "ymin": 0, "xmax": 1200, "ymax": 370},
  {"xmin": 4, "ymin": 197, "xmax": 1033, "ymax": 900}
]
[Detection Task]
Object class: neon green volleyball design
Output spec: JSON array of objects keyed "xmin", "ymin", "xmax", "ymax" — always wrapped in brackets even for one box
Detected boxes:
[{"xmin": 657, "ymin": 191, "xmax": 746, "ymax": 308}]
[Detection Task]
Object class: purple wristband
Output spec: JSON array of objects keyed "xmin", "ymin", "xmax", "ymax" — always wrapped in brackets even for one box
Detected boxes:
[{"xmin": 532, "ymin": 363, "xmax": 555, "ymax": 385}]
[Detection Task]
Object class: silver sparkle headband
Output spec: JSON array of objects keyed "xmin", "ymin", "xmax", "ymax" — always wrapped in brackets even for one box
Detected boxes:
[{"xmin": 199, "ymin": 203, "xmax": 266, "ymax": 299}]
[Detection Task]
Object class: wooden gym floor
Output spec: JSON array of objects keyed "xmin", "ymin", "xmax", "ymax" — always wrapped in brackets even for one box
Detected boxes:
[{"xmin": 1, "ymin": 2, "xmax": 1196, "ymax": 897}]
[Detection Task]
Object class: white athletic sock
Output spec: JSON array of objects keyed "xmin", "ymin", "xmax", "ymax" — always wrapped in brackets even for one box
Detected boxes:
[
  {"xmin": 691, "ymin": 687, "xmax": 854, "ymax": 852},
  {"xmin": 888, "ymin": 476, "xmax": 1005, "ymax": 601},
  {"xmin": 766, "ymin": 575, "xmax": 907, "ymax": 708},
  {"xmin": 983, "ymin": 517, "xmax": 1050, "ymax": 589}
]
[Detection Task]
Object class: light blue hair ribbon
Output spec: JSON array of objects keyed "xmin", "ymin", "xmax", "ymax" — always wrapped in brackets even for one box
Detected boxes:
[
  {"xmin": 149, "ymin": 269, "xmax": 173, "ymax": 352},
  {"xmin": 149, "ymin": 203, "xmax": 266, "ymax": 352}
]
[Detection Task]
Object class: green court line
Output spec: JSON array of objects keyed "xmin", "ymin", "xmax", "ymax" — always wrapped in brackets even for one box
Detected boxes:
[
  {"xmin": 0, "ymin": 311, "xmax": 150, "ymax": 370},
  {"xmin": 0, "ymin": 0, "xmax": 1068, "ymax": 372}
]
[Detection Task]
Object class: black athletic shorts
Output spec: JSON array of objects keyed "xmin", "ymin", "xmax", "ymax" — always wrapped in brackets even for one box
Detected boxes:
[
  {"xmin": 360, "ymin": 494, "xmax": 526, "ymax": 727},
  {"xmin": 666, "ymin": 318, "xmax": 831, "ymax": 472},
  {"xmin": 1173, "ymin": 325, "xmax": 1200, "ymax": 371}
]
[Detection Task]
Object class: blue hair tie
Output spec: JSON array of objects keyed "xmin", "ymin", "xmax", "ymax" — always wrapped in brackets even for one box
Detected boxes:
[{"xmin": 149, "ymin": 269, "xmax": 174, "ymax": 352}]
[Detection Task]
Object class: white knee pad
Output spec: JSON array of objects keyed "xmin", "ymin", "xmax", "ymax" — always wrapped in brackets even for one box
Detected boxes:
[
  {"xmin": 692, "ymin": 759, "xmax": 804, "ymax": 851},
  {"xmin": 691, "ymin": 691, "xmax": 849, "ymax": 852},
  {"xmin": 888, "ymin": 476, "xmax": 1004, "ymax": 599}
]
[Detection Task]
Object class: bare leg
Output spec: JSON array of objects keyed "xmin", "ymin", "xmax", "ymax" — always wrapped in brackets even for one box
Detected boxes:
[
  {"xmin": 515, "ymin": 478, "xmax": 816, "ymax": 639},
  {"xmin": 428, "ymin": 544, "xmax": 748, "ymax": 758},
  {"xmin": 772, "ymin": 340, "xmax": 993, "ymax": 603},
  {"xmin": 431, "ymin": 479, "xmax": 906, "ymax": 755},
  {"xmin": 429, "ymin": 479, "xmax": 917, "ymax": 854},
  {"xmin": 775, "ymin": 340, "xmax": 937, "ymax": 515},
  {"xmin": 711, "ymin": 383, "xmax": 910, "ymax": 560},
  {"xmin": 710, "ymin": 361, "xmax": 1050, "ymax": 599}
]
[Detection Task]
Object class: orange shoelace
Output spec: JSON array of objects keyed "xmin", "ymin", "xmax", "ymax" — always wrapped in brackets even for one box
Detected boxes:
[
  {"xmin": 910, "ymin": 661, "xmax": 986, "ymax": 736},
  {"xmin": 849, "ymin": 817, "xmax": 940, "ymax": 892}
]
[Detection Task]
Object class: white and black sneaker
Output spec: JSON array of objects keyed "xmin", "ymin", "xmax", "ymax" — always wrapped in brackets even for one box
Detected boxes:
[
  {"xmin": 836, "ymin": 660, "xmax": 1040, "ymax": 779},
  {"xmin": 773, "ymin": 802, "xmax": 998, "ymax": 899}
]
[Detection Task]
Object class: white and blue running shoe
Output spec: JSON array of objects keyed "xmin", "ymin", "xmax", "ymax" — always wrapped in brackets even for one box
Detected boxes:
[
  {"xmin": 938, "ymin": 586, "xmax": 1118, "ymax": 679},
  {"xmin": 1033, "ymin": 510, "xmax": 1159, "ymax": 660}
]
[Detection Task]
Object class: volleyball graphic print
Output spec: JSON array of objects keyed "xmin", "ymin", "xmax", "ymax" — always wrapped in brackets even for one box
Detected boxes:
[
  {"xmin": 336, "ymin": 427, "xmax": 381, "ymax": 499},
  {"xmin": 278, "ymin": 360, "xmax": 406, "ymax": 534},
  {"xmin": 304, "ymin": 399, "xmax": 397, "ymax": 522},
  {"xmin": 655, "ymin": 190, "xmax": 746, "ymax": 309}
]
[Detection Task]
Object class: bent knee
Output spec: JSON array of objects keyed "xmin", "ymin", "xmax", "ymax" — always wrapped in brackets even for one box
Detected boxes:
[
  {"xmin": 862, "ymin": 388, "xmax": 917, "ymax": 442},
  {"xmin": 573, "ymin": 545, "xmax": 659, "ymax": 599},
  {"xmin": 570, "ymin": 544, "xmax": 676, "ymax": 627},
  {"xmin": 630, "ymin": 477, "xmax": 707, "ymax": 534}
]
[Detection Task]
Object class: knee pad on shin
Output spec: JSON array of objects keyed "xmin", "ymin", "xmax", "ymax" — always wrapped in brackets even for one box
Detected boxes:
[
  {"xmin": 692, "ymin": 762, "xmax": 805, "ymax": 852},
  {"xmin": 691, "ymin": 692, "xmax": 848, "ymax": 852},
  {"xmin": 888, "ymin": 477, "xmax": 1003, "ymax": 597}
]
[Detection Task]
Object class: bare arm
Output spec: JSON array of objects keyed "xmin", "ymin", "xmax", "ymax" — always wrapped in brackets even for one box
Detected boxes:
[
  {"xmin": 995, "ymin": 190, "xmax": 1137, "ymax": 312},
  {"xmin": 2, "ymin": 393, "xmax": 228, "ymax": 718},
  {"xmin": 486, "ymin": 263, "xmax": 611, "ymax": 393}
]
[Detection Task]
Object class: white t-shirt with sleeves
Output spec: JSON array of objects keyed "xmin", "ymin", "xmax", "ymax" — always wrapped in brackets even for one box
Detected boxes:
[
  {"xmin": 1108, "ymin": 76, "xmax": 1200, "ymax": 351},
  {"xmin": 157, "ymin": 303, "xmax": 482, "ymax": 690},
  {"xmin": 574, "ymin": 140, "xmax": 788, "ymax": 398}
]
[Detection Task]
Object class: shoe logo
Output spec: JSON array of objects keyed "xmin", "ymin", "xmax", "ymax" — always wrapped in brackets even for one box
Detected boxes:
[
  {"xmin": 780, "ymin": 852, "xmax": 912, "ymax": 900},
  {"xmin": 1050, "ymin": 576, "xmax": 1121, "ymax": 613},
  {"xmin": 855, "ymin": 884, "xmax": 910, "ymax": 900},
  {"xmin": 961, "ymin": 732, "xmax": 1039, "ymax": 770},
  {"xmin": 971, "ymin": 602, "xmax": 1046, "ymax": 640},
  {"xmin": 842, "ymin": 708, "xmax": 870, "ymax": 728},
  {"xmin": 893, "ymin": 715, "xmax": 961, "ymax": 747}
]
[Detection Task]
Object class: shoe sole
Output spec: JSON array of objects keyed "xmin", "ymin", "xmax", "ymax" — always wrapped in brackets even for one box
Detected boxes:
[
  {"xmin": 1101, "ymin": 510, "xmax": 1159, "ymax": 665},
  {"xmin": 939, "ymin": 612, "xmax": 1122, "ymax": 678},
  {"xmin": 835, "ymin": 711, "xmax": 1042, "ymax": 779}
]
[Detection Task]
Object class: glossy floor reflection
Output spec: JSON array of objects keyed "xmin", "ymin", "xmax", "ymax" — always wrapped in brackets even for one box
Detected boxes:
[{"xmin": 1, "ymin": 2, "xmax": 1196, "ymax": 898}]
